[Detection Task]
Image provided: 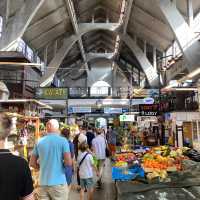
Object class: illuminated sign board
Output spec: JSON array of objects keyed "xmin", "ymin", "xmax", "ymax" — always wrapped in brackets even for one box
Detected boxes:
[
  {"xmin": 35, "ymin": 88, "xmax": 68, "ymax": 100},
  {"xmin": 69, "ymin": 107, "xmax": 91, "ymax": 113},
  {"xmin": 104, "ymin": 107, "xmax": 122, "ymax": 114},
  {"xmin": 139, "ymin": 104, "xmax": 159, "ymax": 116},
  {"xmin": 119, "ymin": 114, "xmax": 135, "ymax": 122},
  {"xmin": 133, "ymin": 89, "xmax": 159, "ymax": 98}
]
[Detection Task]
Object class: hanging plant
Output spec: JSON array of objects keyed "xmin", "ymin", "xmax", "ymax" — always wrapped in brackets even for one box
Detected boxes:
[
  {"xmin": 59, "ymin": 122, "xmax": 69, "ymax": 130},
  {"xmin": 39, "ymin": 123, "xmax": 45, "ymax": 131},
  {"xmin": 27, "ymin": 124, "xmax": 36, "ymax": 133}
]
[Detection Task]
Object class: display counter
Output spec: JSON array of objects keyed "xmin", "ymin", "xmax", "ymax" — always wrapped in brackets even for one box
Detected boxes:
[{"xmin": 116, "ymin": 178, "xmax": 200, "ymax": 200}]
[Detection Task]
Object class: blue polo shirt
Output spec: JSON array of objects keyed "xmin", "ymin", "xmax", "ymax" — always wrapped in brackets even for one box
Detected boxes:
[{"xmin": 32, "ymin": 134, "xmax": 70, "ymax": 186}]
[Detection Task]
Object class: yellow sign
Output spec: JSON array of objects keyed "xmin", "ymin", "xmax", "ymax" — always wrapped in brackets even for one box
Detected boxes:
[{"xmin": 36, "ymin": 88, "xmax": 68, "ymax": 99}]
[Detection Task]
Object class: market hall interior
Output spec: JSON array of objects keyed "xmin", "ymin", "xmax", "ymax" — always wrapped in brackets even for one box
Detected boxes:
[{"xmin": 1, "ymin": 0, "xmax": 200, "ymax": 200}]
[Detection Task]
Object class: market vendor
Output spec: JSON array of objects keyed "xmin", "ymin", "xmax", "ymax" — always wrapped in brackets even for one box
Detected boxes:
[{"xmin": 0, "ymin": 113, "xmax": 34, "ymax": 200}]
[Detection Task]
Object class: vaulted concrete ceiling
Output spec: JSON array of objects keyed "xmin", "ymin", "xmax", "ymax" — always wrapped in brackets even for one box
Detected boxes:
[{"xmin": 4, "ymin": 0, "xmax": 200, "ymax": 86}]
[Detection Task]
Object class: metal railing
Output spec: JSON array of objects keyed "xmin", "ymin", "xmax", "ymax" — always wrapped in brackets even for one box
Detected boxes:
[{"xmin": 69, "ymin": 87, "xmax": 130, "ymax": 98}]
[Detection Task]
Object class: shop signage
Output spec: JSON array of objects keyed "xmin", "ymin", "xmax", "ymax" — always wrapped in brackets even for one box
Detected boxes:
[
  {"xmin": 104, "ymin": 107, "xmax": 122, "ymax": 114},
  {"xmin": 69, "ymin": 107, "xmax": 91, "ymax": 113},
  {"xmin": 35, "ymin": 88, "xmax": 68, "ymax": 100},
  {"xmin": 131, "ymin": 99, "xmax": 144, "ymax": 105},
  {"xmin": 133, "ymin": 89, "xmax": 159, "ymax": 98},
  {"xmin": 139, "ymin": 104, "xmax": 159, "ymax": 116},
  {"xmin": 143, "ymin": 97, "xmax": 154, "ymax": 104},
  {"xmin": 119, "ymin": 114, "xmax": 135, "ymax": 122},
  {"xmin": 131, "ymin": 98, "xmax": 154, "ymax": 105}
]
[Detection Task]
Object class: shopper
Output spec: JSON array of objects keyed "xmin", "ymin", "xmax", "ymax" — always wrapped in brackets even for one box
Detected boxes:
[
  {"xmin": 0, "ymin": 113, "xmax": 34, "ymax": 200},
  {"xmin": 73, "ymin": 125, "xmax": 87, "ymax": 160},
  {"xmin": 107, "ymin": 127, "xmax": 117, "ymax": 157},
  {"xmin": 61, "ymin": 128, "xmax": 75, "ymax": 189},
  {"xmin": 78, "ymin": 143, "xmax": 99, "ymax": 200},
  {"xmin": 92, "ymin": 129, "xmax": 106, "ymax": 189},
  {"xmin": 86, "ymin": 126, "xmax": 95, "ymax": 149},
  {"xmin": 30, "ymin": 119, "xmax": 72, "ymax": 200},
  {"xmin": 78, "ymin": 126, "xmax": 88, "ymax": 144}
]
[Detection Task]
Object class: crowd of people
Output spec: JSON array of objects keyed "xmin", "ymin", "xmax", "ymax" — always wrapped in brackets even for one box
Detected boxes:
[{"xmin": 0, "ymin": 113, "xmax": 117, "ymax": 200}]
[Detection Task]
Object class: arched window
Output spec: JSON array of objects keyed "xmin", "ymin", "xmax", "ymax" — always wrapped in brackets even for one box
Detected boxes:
[{"xmin": 91, "ymin": 81, "xmax": 110, "ymax": 96}]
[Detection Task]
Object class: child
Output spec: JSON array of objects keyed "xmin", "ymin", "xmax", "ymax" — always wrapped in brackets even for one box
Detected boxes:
[{"xmin": 78, "ymin": 143, "xmax": 99, "ymax": 200}]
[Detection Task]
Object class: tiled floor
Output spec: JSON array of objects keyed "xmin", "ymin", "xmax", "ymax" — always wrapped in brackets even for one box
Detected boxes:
[{"xmin": 69, "ymin": 159, "xmax": 116, "ymax": 200}]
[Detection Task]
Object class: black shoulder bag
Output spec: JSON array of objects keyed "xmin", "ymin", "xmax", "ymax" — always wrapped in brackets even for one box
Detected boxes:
[{"xmin": 77, "ymin": 153, "xmax": 89, "ymax": 185}]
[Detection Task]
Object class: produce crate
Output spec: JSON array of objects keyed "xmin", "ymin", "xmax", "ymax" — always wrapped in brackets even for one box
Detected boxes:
[
  {"xmin": 142, "ymin": 166, "xmax": 177, "ymax": 173},
  {"xmin": 112, "ymin": 166, "xmax": 145, "ymax": 181}
]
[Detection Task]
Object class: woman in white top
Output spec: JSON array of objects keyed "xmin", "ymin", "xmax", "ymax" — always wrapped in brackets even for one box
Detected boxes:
[{"xmin": 77, "ymin": 143, "xmax": 99, "ymax": 200}]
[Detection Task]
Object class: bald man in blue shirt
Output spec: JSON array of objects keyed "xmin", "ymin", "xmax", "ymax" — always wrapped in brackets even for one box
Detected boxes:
[{"xmin": 30, "ymin": 119, "xmax": 72, "ymax": 200}]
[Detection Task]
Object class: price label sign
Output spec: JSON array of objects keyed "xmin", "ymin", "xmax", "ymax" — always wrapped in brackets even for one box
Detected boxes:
[{"xmin": 139, "ymin": 104, "xmax": 159, "ymax": 116}]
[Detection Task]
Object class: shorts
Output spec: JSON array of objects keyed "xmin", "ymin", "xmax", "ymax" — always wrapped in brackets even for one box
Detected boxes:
[
  {"xmin": 97, "ymin": 159, "xmax": 105, "ymax": 170},
  {"xmin": 37, "ymin": 184, "xmax": 69, "ymax": 200},
  {"xmin": 80, "ymin": 178, "xmax": 94, "ymax": 189}
]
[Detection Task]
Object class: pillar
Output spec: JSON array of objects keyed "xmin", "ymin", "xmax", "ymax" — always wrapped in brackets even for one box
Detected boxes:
[
  {"xmin": 143, "ymin": 40, "xmax": 147, "ymax": 55},
  {"xmin": 54, "ymin": 40, "xmax": 58, "ymax": 56},
  {"xmin": 134, "ymin": 35, "xmax": 137, "ymax": 43},
  {"xmin": 92, "ymin": 14, "xmax": 95, "ymax": 23},
  {"xmin": 187, "ymin": 0, "xmax": 193, "ymax": 27},
  {"xmin": 153, "ymin": 46, "xmax": 157, "ymax": 70},
  {"xmin": 44, "ymin": 45, "xmax": 48, "ymax": 66}
]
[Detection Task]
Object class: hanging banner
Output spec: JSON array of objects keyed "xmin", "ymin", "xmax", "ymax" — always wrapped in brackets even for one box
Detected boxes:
[
  {"xmin": 131, "ymin": 98, "xmax": 154, "ymax": 105},
  {"xmin": 104, "ymin": 107, "xmax": 122, "ymax": 114},
  {"xmin": 35, "ymin": 88, "xmax": 68, "ymax": 100},
  {"xmin": 69, "ymin": 107, "xmax": 91, "ymax": 113},
  {"xmin": 139, "ymin": 104, "xmax": 159, "ymax": 116},
  {"xmin": 133, "ymin": 89, "xmax": 159, "ymax": 98}
]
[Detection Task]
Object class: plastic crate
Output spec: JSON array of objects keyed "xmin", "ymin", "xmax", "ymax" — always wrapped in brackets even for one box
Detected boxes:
[{"xmin": 112, "ymin": 166, "xmax": 145, "ymax": 181}]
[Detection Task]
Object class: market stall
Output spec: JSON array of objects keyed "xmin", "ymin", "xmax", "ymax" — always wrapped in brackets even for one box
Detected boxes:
[
  {"xmin": 0, "ymin": 99, "xmax": 52, "ymax": 158},
  {"xmin": 112, "ymin": 145, "xmax": 200, "ymax": 199}
]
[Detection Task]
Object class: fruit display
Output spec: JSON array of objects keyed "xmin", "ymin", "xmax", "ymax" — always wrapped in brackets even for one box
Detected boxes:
[
  {"xmin": 113, "ymin": 145, "xmax": 192, "ymax": 182},
  {"xmin": 121, "ymin": 144, "xmax": 132, "ymax": 152},
  {"xmin": 142, "ymin": 146, "xmax": 190, "ymax": 180},
  {"xmin": 114, "ymin": 161, "xmax": 128, "ymax": 168},
  {"xmin": 114, "ymin": 152, "xmax": 136, "ymax": 162},
  {"xmin": 147, "ymin": 169, "xmax": 168, "ymax": 180}
]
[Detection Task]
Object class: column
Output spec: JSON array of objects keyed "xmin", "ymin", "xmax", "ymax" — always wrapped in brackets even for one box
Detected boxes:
[
  {"xmin": 172, "ymin": 41, "xmax": 175, "ymax": 58},
  {"xmin": 172, "ymin": 0, "xmax": 176, "ymax": 7},
  {"xmin": 44, "ymin": 45, "xmax": 48, "ymax": 66},
  {"xmin": 134, "ymin": 35, "xmax": 137, "ymax": 43},
  {"xmin": 138, "ymin": 70, "xmax": 140, "ymax": 86},
  {"xmin": 106, "ymin": 11, "xmax": 109, "ymax": 23},
  {"xmin": 143, "ymin": 40, "xmax": 147, "ymax": 55},
  {"xmin": 54, "ymin": 40, "xmax": 58, "ymax": 56},
  {"xmin": 187, "ymin": 0, "xmax": 193, "ymax": 27},
  {"xmin": 153, "ymin": 46, "xmax": 157, "ymax": 70},
  {"xmin": 92, "ymin": 14, "xmax": 95, "ymax": 23}
]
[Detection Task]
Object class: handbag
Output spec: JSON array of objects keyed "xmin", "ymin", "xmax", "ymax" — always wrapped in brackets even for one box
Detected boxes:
[
  {"xmin": 105, "ymin": 147, "xmax": 110, "ymax": 157},
  {"xmin": 104, "ymin": 137, "xmax": 110, "ymax": 158},
  {"xmin": 77, "ymin": 153, "xmax": 89, "ymax": 185}
]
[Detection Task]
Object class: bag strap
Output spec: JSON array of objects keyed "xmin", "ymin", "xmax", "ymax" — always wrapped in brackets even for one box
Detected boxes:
[{"xmin": 79, "ymin": 153, "xmax": 89, "ymax": 167}]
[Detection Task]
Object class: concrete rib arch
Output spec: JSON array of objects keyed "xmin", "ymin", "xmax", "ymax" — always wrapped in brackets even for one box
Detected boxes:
[{"xmin": 40, "ymin": 23, "xmax": 159, "ymax": 87}]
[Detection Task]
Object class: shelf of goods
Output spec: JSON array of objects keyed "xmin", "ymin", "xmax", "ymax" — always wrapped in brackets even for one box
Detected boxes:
[
  {"xmin": 112, "ymin": 145, "xmax": 194, "ymax": 182},
  {"xmin": 113, "ymin": 146, "xmax": 200, "ymax": 199}
]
